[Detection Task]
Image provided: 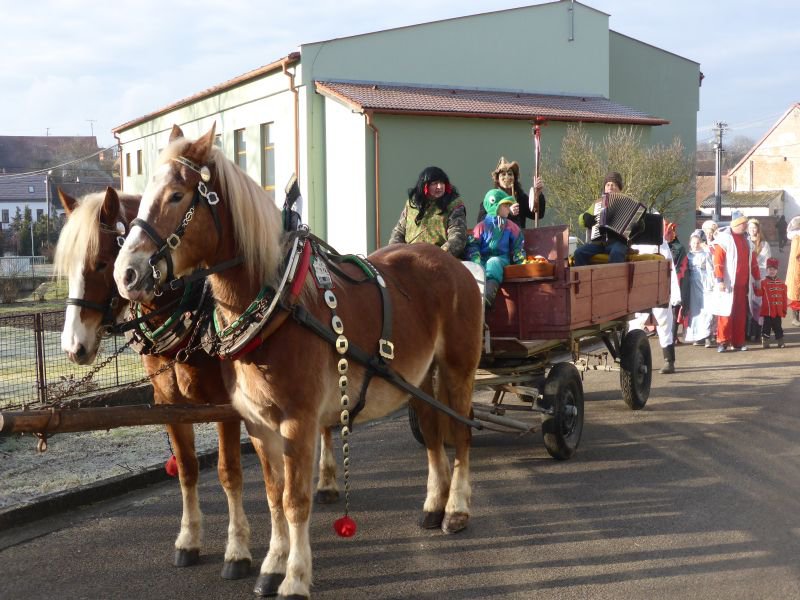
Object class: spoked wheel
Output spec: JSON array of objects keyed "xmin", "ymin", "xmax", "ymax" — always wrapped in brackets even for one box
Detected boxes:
[
  {"xmin": 620, "ymin": 328, "xmax": 652, "ymax": 410},
  {"xmin": 407, "ymin": 404, "xmax": 425, "ymax": 445},
  {"xmin": 541, "ymin": 362, "xmax": 584, "ymax": 460}
]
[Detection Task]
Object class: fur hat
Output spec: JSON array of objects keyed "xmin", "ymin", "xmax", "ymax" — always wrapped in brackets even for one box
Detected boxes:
[
  {"xmin": 766, "ymin": 257, "xmax": 779, "ymax": 269},
  {"xmin": 491, "ymin": 156, "xmax": 520, "ymax": 181},
  {"xmin": 701, "ymin": 219, "xmax": 718, "ymax": 232},
  {"xmin": 603, "ymin": 171, "xmax": 624, "ymax": 191},
  {"xmin": 483, "ymin": 188, "xmax": 515, "ymax": 217},
  {"xmin": 730, "ymin": 210, "xmax": 748, "ymax": 228}
]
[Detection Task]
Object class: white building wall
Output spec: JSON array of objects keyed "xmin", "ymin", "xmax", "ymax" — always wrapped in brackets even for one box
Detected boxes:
[
  {"xmin": 324, "ymin": 97, "xmax": 368, "ymax": 254},
  {"xmin": 118, "ymin": 72, "xmax": 301, "ymax": 214}
]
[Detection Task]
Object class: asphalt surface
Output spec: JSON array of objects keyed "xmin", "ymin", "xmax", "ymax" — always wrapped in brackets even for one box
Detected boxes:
[{"xmin": 2, "ymin": 332, "xmax": 800, "ymax": 600}]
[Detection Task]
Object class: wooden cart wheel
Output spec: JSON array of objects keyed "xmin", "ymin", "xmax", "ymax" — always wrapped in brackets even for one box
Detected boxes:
[
  {"xmin": 541, "ymin": 363, "xmax": 584, "ymax": 460},
  {"xmin": 407, "ymin": 404, "xmax": 425, "ymax": 445},
  {"xmin": 620, "ymin": 328, "xmax": 652, "ymax": 410}
]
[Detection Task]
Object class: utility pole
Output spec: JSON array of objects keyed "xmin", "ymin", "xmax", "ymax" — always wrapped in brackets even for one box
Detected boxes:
[
  {"xmin": 86, "ymin": 119, "xmax": 97, "ymax": 137},
  {"xmin": 712, "ymin": 121, "xmax": 728, "ymax": 222}
]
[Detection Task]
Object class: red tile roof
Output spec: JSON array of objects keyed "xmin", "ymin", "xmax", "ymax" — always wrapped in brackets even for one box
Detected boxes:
[{"xmin": 316, "ymin": 81, "xmax": 669, "ymax": 126}]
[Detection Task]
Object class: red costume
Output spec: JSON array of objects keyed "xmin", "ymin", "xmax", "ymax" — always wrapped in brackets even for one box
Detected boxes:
[
  {"xmin": 713, "ymin": 231, "xmax": 760, "ymax": 348},
  {"xmin": 760, "ymin": 277, "xmax": 788, "ymax": 318}
]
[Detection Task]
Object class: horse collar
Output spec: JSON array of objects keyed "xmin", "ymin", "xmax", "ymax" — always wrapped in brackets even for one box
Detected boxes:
[{"xmin": 208, "ymin": 234, "xmax": 311, "ymax": 359}]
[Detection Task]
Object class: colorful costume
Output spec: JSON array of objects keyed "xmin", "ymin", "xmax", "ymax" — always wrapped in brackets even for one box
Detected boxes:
[
  {"xmin": 786, "ymin": 216, "xmax": 800, "ymax": 325},
  {"xmin": 759, "ymin": 259, "xmax": 787, "ymax": 347},
  {"xmin": 683, "ymin": 245, "xmax": 715, "ymax": 344},
  {"xmin": 466, "ymin": 189, "xmax": 525, "ymax": 306},
  {"xmin": 710, "ymin": 222, "xmax": 761, "ymax": 350}
]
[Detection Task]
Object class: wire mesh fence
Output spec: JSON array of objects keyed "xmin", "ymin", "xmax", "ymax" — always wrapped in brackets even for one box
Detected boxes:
[{"xmin": 0, "ymin": 310, "xmax": 145, "ymax": 410}]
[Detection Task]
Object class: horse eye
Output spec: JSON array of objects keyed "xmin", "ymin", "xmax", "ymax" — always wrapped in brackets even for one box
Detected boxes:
[
  {"xmin": 94, "ymin": 261, "xmax": 108, "ymax": 271},
  {"xmin": 170, "ymin": 191, "xmax": 183, "ymax": 203}
]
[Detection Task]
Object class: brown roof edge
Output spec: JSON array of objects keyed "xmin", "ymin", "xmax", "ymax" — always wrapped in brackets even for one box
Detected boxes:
[
  {"xmin": 314, "ymin": 81, "xmax": 669, "ymax": 126},
  {"xmin": 352, "ymin": 107, "xmax": 669, "ymax": 126},
  {"xmin": 113, "ymin": 52, "xmax": 301, "ymax": 134}
]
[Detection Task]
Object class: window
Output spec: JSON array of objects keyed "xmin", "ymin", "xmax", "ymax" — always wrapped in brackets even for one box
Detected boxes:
[
  {"xmin": 36, "ymin": 209, "xmax": 44, "ymax": 221},
  {"xmin": 260, "ymin": 123, "xmax": 275, "ymax": 202},
  {"xmin": 28, "ymin": 185, "xmax": 34, "ymax": 193},
  {"xmin": 234, "ymin": 129, "xmax": 247, "ymax": 171},
  {"xmin": 214, "ymin": 134, "xmax": 223, "ymax": 149},
  {"xmin": 137, "ymin": 150, "xmax": 143, "ymax": 175},
  {"xmin": 125, "ymin": 153, "xmax": 131, "ymax": 177},
  {"xmin": 1, "ymin": 209, "xmax": 9, "ymax": 223}
]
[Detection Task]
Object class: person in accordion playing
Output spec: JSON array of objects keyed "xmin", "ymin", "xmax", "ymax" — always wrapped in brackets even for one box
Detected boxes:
[{"xmin": 573, "ymin": 172, "xmax": 643, "ymax": 266}]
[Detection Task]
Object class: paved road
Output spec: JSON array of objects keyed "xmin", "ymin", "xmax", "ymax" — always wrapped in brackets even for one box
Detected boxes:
[{"xmin": 3, "ymin": 333, "xmax": 800, "ymax": 599}]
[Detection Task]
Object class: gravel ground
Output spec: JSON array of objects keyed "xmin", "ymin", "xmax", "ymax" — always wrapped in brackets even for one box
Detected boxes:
[{"xmin": 0, "ymin": 422, "xmax": 245, "ymax": 510}]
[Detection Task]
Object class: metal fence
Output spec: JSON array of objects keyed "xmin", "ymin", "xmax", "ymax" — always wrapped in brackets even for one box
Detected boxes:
[{"xmin": 0, "ymin": 310, "xmax": 145, "ymax": 410}]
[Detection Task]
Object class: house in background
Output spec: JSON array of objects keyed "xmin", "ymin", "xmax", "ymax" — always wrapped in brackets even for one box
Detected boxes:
[
  {"xmin": 727, "ymin": 103, "xmax": 800, "ymax": 219},
  {"xmin": 697, "ymin": 190, "xmax": 784, "ymax": 239},
  {"xmin": 0, "ymin": 136, "xmax": 119, "ymax": 224},
  {"xmin": 113, "ymin": 0, "xmax": 700, "ymax": 254}
]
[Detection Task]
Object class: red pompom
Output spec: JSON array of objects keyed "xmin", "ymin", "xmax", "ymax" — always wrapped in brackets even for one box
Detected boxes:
[
  {"xmin": 165, "ymin": 454, "xmax": 179, "ymax": 477},
  {"xmin": 333, "ymin": 515, "xmax": 357, "ymax": 538}
]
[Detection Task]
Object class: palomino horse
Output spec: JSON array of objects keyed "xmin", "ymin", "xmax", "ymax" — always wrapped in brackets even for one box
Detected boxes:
[
  {"xmin": 113, "ymin": 124, "xmax": 483, "ymax": 599},
  {"xmin": 54, "ymin": 187, "xmax": 343, "ymax": 579},
  {"xmin": 54, "ymin": 187, "xmax": 253, "ymax": 579}
]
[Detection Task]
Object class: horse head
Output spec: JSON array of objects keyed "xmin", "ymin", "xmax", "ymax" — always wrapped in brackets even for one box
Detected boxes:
[
  {"xmin": 55, "ymin": 186, "xmax": 137, "ymax": 364},
  {"xmin": 115, "ymin": 123, "xmax": 283, "ymax": 305}
]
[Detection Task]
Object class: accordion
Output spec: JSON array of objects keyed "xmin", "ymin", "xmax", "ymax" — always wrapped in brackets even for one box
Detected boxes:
[{"xmin": 590, "ymin": 193, "xmax": 647, "ymax": 243}]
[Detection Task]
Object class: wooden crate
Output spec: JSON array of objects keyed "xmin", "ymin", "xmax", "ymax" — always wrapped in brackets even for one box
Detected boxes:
[{"xmin": 486, "ymin": 226, "xmax": 671, "ymax": 341}]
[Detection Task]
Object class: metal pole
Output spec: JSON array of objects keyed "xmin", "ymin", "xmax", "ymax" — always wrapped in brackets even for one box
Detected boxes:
[
  {"xmin": 713, "ymin": 121, "xmax": 727, "ymax": 222},
  {"xmin": 44, "ymin": 173, "xmax": 50, "ymax": 248},
  {"xmin": 30, "ymin": 221, "xmax": 35, "ymax": 256}
]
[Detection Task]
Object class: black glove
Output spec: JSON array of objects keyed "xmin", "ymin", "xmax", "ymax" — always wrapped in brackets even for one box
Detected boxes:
[
  {"xmin": 581, "ymin": 212, "xmax": 597, "ymax": 228},
  {"xmin": 629, "ymin": 217, "xmax": 645, "ymax": 239}
]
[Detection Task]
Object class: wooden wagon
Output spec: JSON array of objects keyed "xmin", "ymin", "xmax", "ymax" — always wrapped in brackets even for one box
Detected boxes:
[{"xmin": 409, "ymin": 224, "xmax": 671, "ymax": 459}]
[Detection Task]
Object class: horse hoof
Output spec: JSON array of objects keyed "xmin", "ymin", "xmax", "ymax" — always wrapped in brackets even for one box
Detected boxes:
[
  {"xmin": 315, "ymin": 489, "xmax": 340, "ymax": 504},
  {"xmin": 254, "ymin": 572, "xmax": 285, "ymax": 597},
  {"xmin": 174, "ymin": 548, "xmax": 200, "ymax": 567},
  {"xmin": 221, "ymin": 558, "xmax": 251, "ymax": 580},
  {"xmin": 420, "ymin": 510, "xmax": 445, "ymax": 529},
  {"xmin": 442, "ymin": 512, "xmax": 469, "ymax": 534}
]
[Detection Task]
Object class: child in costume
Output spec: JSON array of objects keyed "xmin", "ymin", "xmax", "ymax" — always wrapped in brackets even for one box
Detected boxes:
[
  {"xmin": 759, "ymin": 257, "xmax": 788, "ymax": 348},
  {"xmin": 466, "ymin": 188, "xmax": 525, "ymax": 306}
]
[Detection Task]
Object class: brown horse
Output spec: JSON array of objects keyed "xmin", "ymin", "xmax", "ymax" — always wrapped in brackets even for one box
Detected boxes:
[
  {"xmin": 54, "ymin": 187, "xmax": 253, "ymax": 579},
  {"xmin": 112, "ymin": 124, "xmax": 483, "ymax": 599},
  {"xmin": 54, "ymin": 187, "xmax": 343, "ymax": 580}
]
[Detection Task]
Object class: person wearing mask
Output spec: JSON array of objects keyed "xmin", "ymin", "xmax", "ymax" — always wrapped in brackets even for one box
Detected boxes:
[{"xmin": 389, "ymin": 166, "xmax": 467, "ymax": 258}]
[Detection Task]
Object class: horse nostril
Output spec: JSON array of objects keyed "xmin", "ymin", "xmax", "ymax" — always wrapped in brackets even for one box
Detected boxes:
[
  {"xmin": 123, "ymin": 267, "xmax": 138, "ymax": 288},
  {"xmin": 75, "ymin": 345, "xmax": 86, "ymax": 359}
]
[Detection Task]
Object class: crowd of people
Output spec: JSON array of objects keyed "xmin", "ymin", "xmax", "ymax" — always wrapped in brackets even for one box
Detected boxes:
[{"xmin": 388, "ymin": 162, "xmax": 797, "ymax": 375}]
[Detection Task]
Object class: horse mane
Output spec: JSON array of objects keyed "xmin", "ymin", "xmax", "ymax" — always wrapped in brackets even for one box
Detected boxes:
[
  {"xmin": 159, "ymin": 140, "xmax": 283, "ymax": 286},
  {"xmin": 53, "ymin": 190, "xmax": 139, "ymax": 280}
]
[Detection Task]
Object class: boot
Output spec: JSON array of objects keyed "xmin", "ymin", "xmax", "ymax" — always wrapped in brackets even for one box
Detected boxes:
[
  {"xmin": 792, "ymin": 310, "xmax": 800, "ymax": 327},
  {"xmin": 484, "ymin": 279, "xmax": 500, "ymax": 308},
  {"xmin": 660, "ymin": 344, "xmax": 675, "ymax": 374},
  {"xmin": 761, "ymin": 335, "xmax": 770, "ymax": 349}
]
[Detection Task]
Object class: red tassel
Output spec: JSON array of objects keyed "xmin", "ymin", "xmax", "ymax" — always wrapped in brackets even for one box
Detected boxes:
[
  {"xmin": 333, "ymin": 515, "xmax": 357, "ymax": 538},
  {"xmin": 165, "ymin": 454, "xmax": 179, "ymax": 477}
]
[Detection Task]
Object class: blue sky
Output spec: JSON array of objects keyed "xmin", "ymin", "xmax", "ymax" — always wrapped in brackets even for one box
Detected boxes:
[{"xmin": 2, "ymin": 0, "xmax": 797, "ymax": 149}]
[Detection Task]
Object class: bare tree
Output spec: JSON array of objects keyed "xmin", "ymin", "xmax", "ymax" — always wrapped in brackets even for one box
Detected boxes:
[{"xmin": 545, "ymin": 125, "xmax": 695, "ymax": 230}]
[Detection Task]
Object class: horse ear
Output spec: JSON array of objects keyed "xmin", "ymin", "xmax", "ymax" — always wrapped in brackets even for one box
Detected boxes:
[
  {"xmin": 58, "ymin": 187, "xmax": 77, "ymax": 215},
  {"xmin": 100, "ymin": 187, "xmax": 120, "ymax": 225},
  {"xmin": 169, "ymin": 124, "xmax": 184, "ymax": 142},
  {"xmin": 187, "ymin": 123, "xmax": 216, "ymax": 164}
]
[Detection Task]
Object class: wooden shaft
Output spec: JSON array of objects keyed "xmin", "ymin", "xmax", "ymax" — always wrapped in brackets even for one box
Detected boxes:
[{"xmin": 0, "ymin": 404, "xmax": 241, "ymax": 435}]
